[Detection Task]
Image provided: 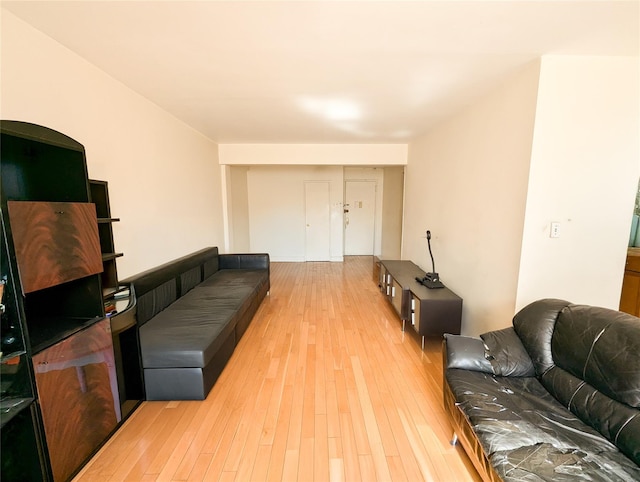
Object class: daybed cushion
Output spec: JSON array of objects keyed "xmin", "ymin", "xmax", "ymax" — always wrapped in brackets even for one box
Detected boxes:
[{"xmin": 139, "ymin": 268, "xmax": 268, "ymax": 369}]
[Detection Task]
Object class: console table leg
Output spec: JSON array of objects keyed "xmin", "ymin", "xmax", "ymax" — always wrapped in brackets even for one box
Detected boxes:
[
  {"xmin": 422, "ymin": 336, "xmax": 425, "ymax": 350},
  {"xmin": 402, "ymin": 319, "xmax": 405, "ymax": 332}
]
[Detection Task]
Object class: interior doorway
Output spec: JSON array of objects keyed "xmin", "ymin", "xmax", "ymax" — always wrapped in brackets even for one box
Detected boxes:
[{"xmin": 344, "ymin": 180, "xmax": 376, "ymax": 255}]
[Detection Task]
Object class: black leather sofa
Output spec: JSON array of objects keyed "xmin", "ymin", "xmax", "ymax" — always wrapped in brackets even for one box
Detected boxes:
[
  {"xmin": 122, "ymin": 247, "xmax": 269, "ymax": 401},
  {"xmin": 443, "ymin": 299, "xmax": 640, "ymax": 481}
]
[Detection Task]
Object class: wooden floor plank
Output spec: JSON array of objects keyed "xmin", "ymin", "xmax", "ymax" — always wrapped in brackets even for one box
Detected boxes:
[
  {"xmin": 313, "ymin": 413, "xmax": 330, "ymax": 482},
  {"xmin": 248, "ymin": 443, "xmax": 272, "ymax": 482},
  {"xmin": 74, "ymin": 257, "xmax": 480, "ymax": 482}
]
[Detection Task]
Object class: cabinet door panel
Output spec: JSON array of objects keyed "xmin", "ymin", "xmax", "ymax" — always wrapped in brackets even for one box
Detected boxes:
[
  {"xmin": 391, "ymin": 279, "xmax": 403, "ymax": 316},
  {"xmin": 620, "ymin": 272, "xmax": 640, "ymax": 316},
  {"xmin": 33, "ymin": 318, "xmax": 120, "ymax": 482},
  {"xmin": 412, "ymin": 294, "xmax": 421, "ymax": 332},
  {"xmin": 8, "ymin": 201, "xmax": 102, "ymax": 294}
]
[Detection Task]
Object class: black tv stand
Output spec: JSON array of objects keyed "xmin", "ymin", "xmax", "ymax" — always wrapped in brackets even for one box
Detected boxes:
[{"xmin": 379, "ymin": 260, "xmax": 462, "ymax": 349}]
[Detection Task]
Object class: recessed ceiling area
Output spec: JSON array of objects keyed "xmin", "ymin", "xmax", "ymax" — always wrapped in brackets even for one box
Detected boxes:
[{"xmin": 2, "ymin": 1, "xmax": 638, "ymax": 143}]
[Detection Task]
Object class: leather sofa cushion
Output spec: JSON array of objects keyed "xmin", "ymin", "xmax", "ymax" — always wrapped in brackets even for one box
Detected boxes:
[
  {"xmin": 491, "ymin": 442, "xmax": 639, "ymax": 482},
  {"xmin": 139, "ymin": 268, "xmax": 268, "ymax": 369},
  {"xmin": 541, "ymin": 364, "xmax": 640, "ymax": 466},
  {"xmin": 203, "ymin": 256, "xmax": 219, "ymax": 279},
  {"xmin": 481, "ymin": 327, "xmax": 535, "ymax": 377},
  {"xmin": 198, "ymin": 268, "xmax": 268, "ymax": 291},
  {"xmin": 443, "ymin": 329, "xmax": 536, "ymax": 377},
  {"xmin": 443, "ymin": 334, "xmax": 494, "ymax": 373},
  {"xmin": 446, "ymin": 368, "xmax": 640, "ymax": 481},
  {"xmin": 126, "ymin": 247, "xmax": 219, "ymax": 296},
  {"xmin": 180, "ymin": 266, "xmax": 202, "ymax": 296},
  {"xmin": 512, "ymin": 298, "xmax": 570, "ymax": 376},
  {"xmin": 552, "ymin": 305, "xmax": 640, "ymax": 408},
  {"xmin": 139, "ymin": 296, "xmax": 239, "ymax": 369},
  {"xmin": 137, "ymin": 279, "xmax": 177, "ymax": 325},
  {"xmin": 219, "ymin": 254, "xmax": 270, "ymax": 271}
]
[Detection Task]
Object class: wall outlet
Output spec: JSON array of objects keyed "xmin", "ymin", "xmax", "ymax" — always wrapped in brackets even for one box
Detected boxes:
[{"xmin": 550, "ymin": 222, "xmax": 560, "ymax": 238}]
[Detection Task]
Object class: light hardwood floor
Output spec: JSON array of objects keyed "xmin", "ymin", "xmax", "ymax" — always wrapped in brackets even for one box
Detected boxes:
[{"xmin": 74, "ymin": 257, "xmax": 481, "ymax": 482}]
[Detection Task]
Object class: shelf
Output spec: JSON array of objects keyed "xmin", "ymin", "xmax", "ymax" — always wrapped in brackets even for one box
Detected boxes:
[
  {"xmin": 102, "ymin": 285, "xmax": 129, "ymax": 299},
  {"xmin": 1, "ymin": 123, "xmax": 89, "ymax": 203},
  {"xmin": 90, "ymin": 179, "xmax": 123, "ymax": 303},
  {"xmin": 102, "ymin": 252, "xmax": 124, "ymax": 262},
  {"xmin": 113, "ymin": 287, "xmax": 130, "ymax": 299},
  {"xmin": 28, "ymin": 315, "xmax": 104, "ymax": 354},
  {"xmin": 0, "ymin": 397, "xmax": 35, "ymax": 429},
  {"xmin": 0, "ymin": 350, "xmax": 27, "ymax": 366},
  {"xmin": 89, "ymin": 179, "xmax": 112, "ymax": 219},
  {"xmin": 109, "ymin": 294, "xmax": 135, "ymax": 334}
]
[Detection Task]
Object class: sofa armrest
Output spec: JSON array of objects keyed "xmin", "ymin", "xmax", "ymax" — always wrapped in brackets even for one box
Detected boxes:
[
  {"xmin": 443, "ymin": 334, "xmax": 495, "ymax": 373},
  {"xmin": 219, "ymin": 253, "xmax": 270, "ymax": 270}
]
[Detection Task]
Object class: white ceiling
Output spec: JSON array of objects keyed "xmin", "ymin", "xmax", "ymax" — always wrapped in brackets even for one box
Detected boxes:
[{"xmin": 3, "ymin": 1, "xmax": 639, "ymax": 143}]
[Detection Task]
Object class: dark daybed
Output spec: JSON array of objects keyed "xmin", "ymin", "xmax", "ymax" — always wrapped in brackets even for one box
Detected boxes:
[
  {"xmin": 123, "ymin": 247, "xmax": 269, "ymax": 401},
  {"xmin": 443, "ymin": 299, "xmax": 640, "ymax": 481}
]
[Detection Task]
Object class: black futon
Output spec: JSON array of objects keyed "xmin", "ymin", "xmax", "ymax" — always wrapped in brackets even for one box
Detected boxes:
[{"xmin": 122, "ymin": 247, "xmax": 269, "ymax": 400}]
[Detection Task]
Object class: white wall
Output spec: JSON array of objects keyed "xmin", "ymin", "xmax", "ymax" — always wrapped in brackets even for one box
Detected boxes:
[
  {"xmin": 247, "ymin": 166, "xmax": 344, "ymax": 261},
  {"xmin": 404, "ymin": 56, "xmax": 640, "ymax": 336},
  {"xmin": 515, "ymin": 56, "xmax": 640, "ymax": 310},
  {"xmin": 227, "ymin": 166, "xmax": 251, "ymax": 252},
  {"xmin": 1, "ymin": 10, "xmax": 224, "ymax": 278},
  {"xmin": 219, "ymin": 143, "xmax": 407, "ymax": 165},
  {"xmin": 381, "ymin": 166, "xmax": 405, "ymax": 259},
  {"xmin": 404, "ymin": 61, "xmax": 541, "ymax": 335}
]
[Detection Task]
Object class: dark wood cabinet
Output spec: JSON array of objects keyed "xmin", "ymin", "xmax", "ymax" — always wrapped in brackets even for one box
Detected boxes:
[
  {"xmin": 0, "ymin": 397, "xmax": 47, "ymax": 481},
  {"xmin": 8, "ymin": 201, "xmax": 102, "ymax": 294},
  {"xmin": 620, "ymin": 248, "xmax": 640, "ymax": 317},
  {"xmin": 33, "ymin": 318, "xmax": 119, "ymax": 482},
  {"xmin": 1, "ymin": 121, "xmax": 139, "ymax": 481},
  {"xmin": 0, "ymin": 232, "xmax": 49, "ymax": 479}
]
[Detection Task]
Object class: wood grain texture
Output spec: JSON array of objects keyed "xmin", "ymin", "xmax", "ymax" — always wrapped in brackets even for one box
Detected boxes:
[
  {"xmin": 7, "ymin": 201, "xmax": 102, "ymax": 294},
  {"xmin": 33, "ymin": 318, "xmax": 119, "ymax": 482},
  {"xmin": 74, "ymin": 257, "xmax": 481, "ymax": 482}
]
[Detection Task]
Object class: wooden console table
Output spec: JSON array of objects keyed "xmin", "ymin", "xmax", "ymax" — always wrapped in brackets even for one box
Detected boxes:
[{"xmin": 379, "ymin": 260, "xmax": 462, "ymax": 348}]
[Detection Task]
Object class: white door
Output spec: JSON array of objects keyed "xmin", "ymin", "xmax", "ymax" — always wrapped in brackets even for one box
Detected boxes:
[
  {"xmin": 344, "ymin": 180, "xmax": 376, "ymax": 255},
  {"xmin": 305, "ymin": 181, "xmax": 331, "ymax": 261}
]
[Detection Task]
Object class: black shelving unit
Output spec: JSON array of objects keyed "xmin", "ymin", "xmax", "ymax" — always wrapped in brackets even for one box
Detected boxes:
[
  {"xmin": 1, "ymin": 205, "xmax": 50, "ymax": 481},
  {"xmin": 0, "ymin": 121, "xmax": 139, "ymax": 481},
  {"xmin": 90, "ymin": 180, "xmax": 125, "ymax": 299},
  {"xmin": 89, "ymin": 179, "xmax": 143, "ymax": 421}
]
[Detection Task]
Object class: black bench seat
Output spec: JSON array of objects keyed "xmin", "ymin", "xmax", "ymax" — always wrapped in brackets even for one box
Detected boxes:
[{"xmin": 123, "ymin": 247, "xmax": 269, "ymax": 400}]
